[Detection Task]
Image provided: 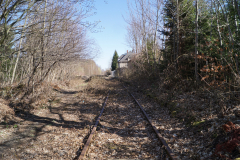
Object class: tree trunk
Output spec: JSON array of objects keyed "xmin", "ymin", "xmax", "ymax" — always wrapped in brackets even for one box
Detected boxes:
[
  {"xmin": 173, "ymin": 17, "xmax": 176, "ymax": 71},
  {"xmin": 176, "ymin": 0, "xmax": 179, "ymax": 70},
  {"xmin": 234, "ymin": 0, "xmax": 240, "ymax": 19},
  {"xmin": 233, "ymin": 0, "xmax": 239, "ymax": 74},
  {"xmin": 214, "ymin": 2, "xmax": 223, "ymax": 62},
  {"xmin": 153, "ymin": 0, "xmax": 160, "ymax": 68},
  {"xmin": 195, "ymin": 0, "xmax": 199, "ymax": 82},
  {"xmin": 11, "ymin": 14, "xmax": 28, "ymax": 85},
  {"xmin": 41, "ymin": 0, "xmax": 47, "ymax": 79}
]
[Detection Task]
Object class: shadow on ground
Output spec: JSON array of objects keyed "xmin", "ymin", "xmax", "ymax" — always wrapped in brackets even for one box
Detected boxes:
[{"xmin": 0, "ymin": 87, "xmax": 104, "ymax": 159}]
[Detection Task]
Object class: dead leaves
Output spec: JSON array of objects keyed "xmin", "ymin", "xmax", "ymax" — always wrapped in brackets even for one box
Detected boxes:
[
  {"xmin": 222, "ymin": 121, "xmax": 235, "ymax": 133},
  {"xmin": 214, "ymin": 121, "xmax": 240, "ymax": 159}
]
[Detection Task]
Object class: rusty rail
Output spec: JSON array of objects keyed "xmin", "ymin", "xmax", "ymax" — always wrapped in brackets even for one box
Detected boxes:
[
  {"xmin": 78, "ymin": 92, "xmax": 109, "ymax": 160},
  {"xmin": 123, "ymin": 85, "xmax": 179, "ymax": 160}
]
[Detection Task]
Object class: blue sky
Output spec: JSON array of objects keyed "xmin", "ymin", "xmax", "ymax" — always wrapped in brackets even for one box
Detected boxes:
[{"xmin": 86, "ymin": 0, "xmax": 130, "ymax": 70}]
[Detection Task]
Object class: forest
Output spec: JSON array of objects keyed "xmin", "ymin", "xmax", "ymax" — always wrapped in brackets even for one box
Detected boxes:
[{"xmin": 125, "ymin": 0, "xmax": 240, "ymax": 87}]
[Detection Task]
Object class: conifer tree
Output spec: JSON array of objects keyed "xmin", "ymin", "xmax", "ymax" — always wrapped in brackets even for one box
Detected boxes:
[
  {"xmin": 111, "ymin": 50, "xmax": 119, "ymax": 71},
  {"xmin": 0, "ymin": 24, "xmax": 14, "ymax": 78}
]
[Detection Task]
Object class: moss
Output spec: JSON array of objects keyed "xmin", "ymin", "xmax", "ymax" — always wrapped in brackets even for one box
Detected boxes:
[
  {"xmin": 171, "ymin": 111, "xmax": 177, "ymax": 117},
  {"xmin": 39, "ymin": 103, "xmax": 49, "ymax": 109},
  {"xmin": 168, "ymin": 102, "xmax": 180, "ymax": 112},
  {"xmin": 49, "ymin": 98, "xmax": 61, "ymax": 104},
  {"xmin": 185, "ymin": 114, "xmax": 197, "ymax": 125},
  {"xmin": 104, "ymin": 142, "xmax": 118, "ymax": 150},
  {"xmin": 192, "ymin": 120, "xmax": 205, "ymax": 126},
  {"xmin": 212, "ymin": 133, "xmax": 218, "ymax": 138},
  {"xmin": 146, "ymin": 93, "xmax": 154, "ymax": 98},
  {"xmin": 0, "ymin": 86, "xmax": 13, "ymax": 98}
]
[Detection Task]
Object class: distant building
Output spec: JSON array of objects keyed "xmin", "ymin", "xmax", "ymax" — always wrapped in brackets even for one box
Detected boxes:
[{"xmin": 118, "ymin": 50, "xmax": 135, "ymax": 68}]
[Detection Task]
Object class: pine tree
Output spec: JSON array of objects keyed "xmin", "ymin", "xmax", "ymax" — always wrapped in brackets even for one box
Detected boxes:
[
  {"xmin": 0, "ymin": 24, "xmax": 14, "ymax": 78},
  {"xmin": 111, "ymin": 50, "xmax": 119, "ymax": 71}
]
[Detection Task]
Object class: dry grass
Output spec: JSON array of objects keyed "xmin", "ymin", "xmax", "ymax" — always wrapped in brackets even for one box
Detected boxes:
[{"xmin": 118, "ymin": 66, "xmax": 240, "ymax": 159}]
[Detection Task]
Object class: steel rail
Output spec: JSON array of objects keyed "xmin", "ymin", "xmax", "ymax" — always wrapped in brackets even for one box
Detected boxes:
[
  {"xmin": 78, "ymin": 92, "xmax": 109, "ymax": 160},
  {"xmin": 123, "ymin": 85, "xmax": 179, "ymax": 160}
]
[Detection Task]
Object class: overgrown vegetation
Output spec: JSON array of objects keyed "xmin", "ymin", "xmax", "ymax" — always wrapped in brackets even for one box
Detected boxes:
[
  {"xmin": 123, "ymin": 0, "xmax": 240, "ymax": 105},
  {"xmin": 0, "ymin": 0, "xmax": 102, "ymax": 101},
  {"xmin": 122, "ymin": 1, "xmax": 240, "ymax": 158}
]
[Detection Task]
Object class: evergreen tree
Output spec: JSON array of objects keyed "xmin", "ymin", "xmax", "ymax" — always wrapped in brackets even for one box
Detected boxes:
[
  {"xmin": 111, "ymin": 50, "xmax": 119, "ymax": 71},
  {"xmin": 0, "ymin": 24, "xmax": 15, "ymax": 78},
  {"xmin": 161, "ymin": 0, "xmax": 195, "ymax": 67},
  {"xmin": 0, "ymin": 24, "xmax": 14, "ymax": 55}
]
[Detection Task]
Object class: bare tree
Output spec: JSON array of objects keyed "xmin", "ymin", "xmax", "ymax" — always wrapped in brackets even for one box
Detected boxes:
[{"xmin": 5, "ymin": 0, "xmax": 99, "ymax": 92}]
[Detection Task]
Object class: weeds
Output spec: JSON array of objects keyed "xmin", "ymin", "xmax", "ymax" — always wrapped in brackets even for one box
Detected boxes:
[{"xmin": 192, "ymin": 120, "xmax": 205, "ymax": 127}]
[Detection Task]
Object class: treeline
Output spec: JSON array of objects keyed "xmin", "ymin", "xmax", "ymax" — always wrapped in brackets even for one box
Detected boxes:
[
  {"xmin": 126, "ymin": 0, "xmax": 240, "ymax": 87},
  {"xmin": 48, "ymin": 60, "xmax": 102, "ymax": 81},
  {"xmin": 0, "ymin": 0, "xmax": 100, "ymax": 89},
  {"xmin": 77, "ymin": 60, "xmax": 102, "ymax": 76}
]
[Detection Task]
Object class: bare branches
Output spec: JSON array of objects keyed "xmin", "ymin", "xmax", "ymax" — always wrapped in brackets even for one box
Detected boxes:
[{"xmin": 0, "ymin": 0, "xmax": 99, "ymax": 91}]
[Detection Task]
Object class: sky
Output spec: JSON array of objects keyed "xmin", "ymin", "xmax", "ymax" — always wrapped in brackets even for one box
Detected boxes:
[{"xmin": 85, "ymin": 0, "xmax": 130, "ymax": 70}]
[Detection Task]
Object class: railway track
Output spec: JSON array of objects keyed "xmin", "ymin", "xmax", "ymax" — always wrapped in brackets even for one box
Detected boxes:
[{"xmin": 77, "ymin": 85, "xmax": 179, "ymax": 160}]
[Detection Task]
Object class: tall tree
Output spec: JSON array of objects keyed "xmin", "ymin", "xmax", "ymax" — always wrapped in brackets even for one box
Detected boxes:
[
  {"xmin": 162, "ymin": 0, "xmax": 195, "ymax": 65},
  {"xmin": 0, "ymin": 24, "xmax": 15, "ymax": 82},
  {"xmin": 111, "ymin": 50, "xmax": 119, "ymax": 71},
  {"xmin": 195, "ymin": 0, "xmax": 199, "ymax": 82}
]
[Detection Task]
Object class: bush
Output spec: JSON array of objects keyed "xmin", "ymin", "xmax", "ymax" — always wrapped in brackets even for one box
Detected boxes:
[{"xmin": 105, "ymin": 70, "xmax": 111, "ymax": 76}]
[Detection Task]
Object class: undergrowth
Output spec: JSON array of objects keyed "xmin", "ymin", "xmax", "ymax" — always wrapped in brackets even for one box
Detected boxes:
[{"xmin": 117, "ymin": 57, "xmax": 240, "ymax": 159}]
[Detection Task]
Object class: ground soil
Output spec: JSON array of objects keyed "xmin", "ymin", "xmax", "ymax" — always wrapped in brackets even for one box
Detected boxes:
[{"xmin": 0, "ymin": 77, "xmax": 239, "ymax": 160}]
